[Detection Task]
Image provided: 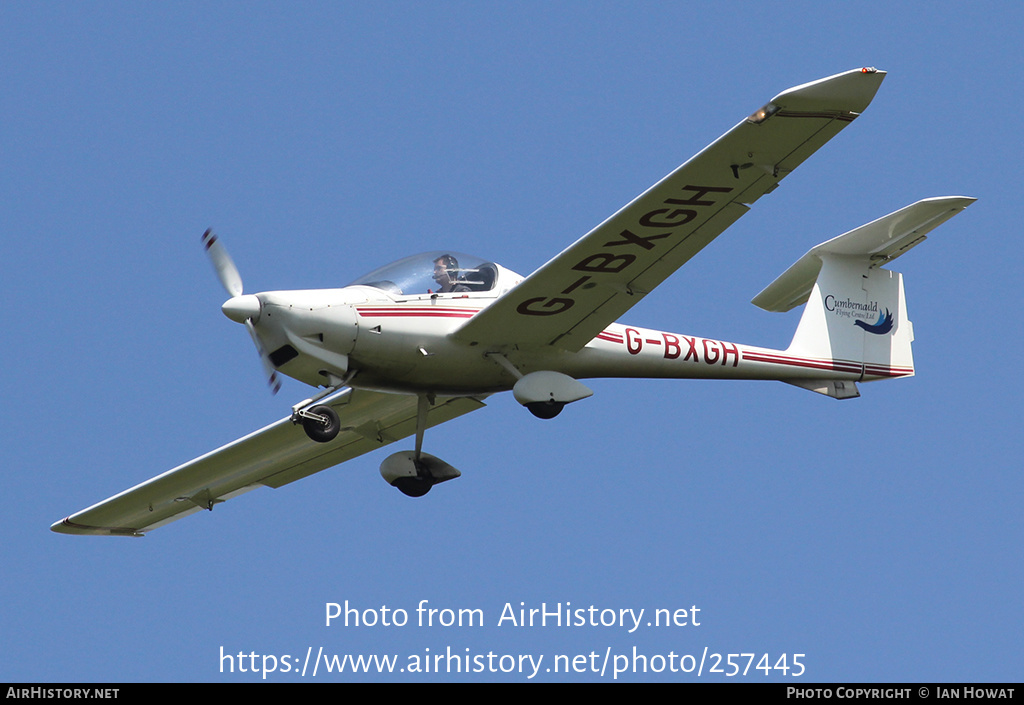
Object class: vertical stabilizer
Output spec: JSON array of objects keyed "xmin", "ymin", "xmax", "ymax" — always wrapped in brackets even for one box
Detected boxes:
[{"xmin": 786, "ymin": 255, "xmax": 914, "ymax": 379}]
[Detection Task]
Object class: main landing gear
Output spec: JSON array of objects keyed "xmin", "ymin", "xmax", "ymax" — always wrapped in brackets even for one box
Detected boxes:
[
  {"xmin": 380, "ymin": 450, "xmax": 460, "ymax": 497},
  {"xmin": 293, "ymin": 390, "xmax": 461, "ymax": 497},
  {"xmin": 525, "ymin": 400, "xmax": 565, "ymax": 419},
  {"xmin": 378, "ymin": 394, "xmax": 460, "ymax": 497}
]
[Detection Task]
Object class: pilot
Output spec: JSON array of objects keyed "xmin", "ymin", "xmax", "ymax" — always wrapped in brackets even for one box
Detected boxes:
[{"xmin": 432, "ymin": 254, "xmax": 470, "ymax": 293}]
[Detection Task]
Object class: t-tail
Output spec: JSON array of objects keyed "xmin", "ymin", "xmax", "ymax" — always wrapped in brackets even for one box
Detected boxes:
[{"xmin": 752, "ymin": 196, "xmax": 975, "ymax": 399}]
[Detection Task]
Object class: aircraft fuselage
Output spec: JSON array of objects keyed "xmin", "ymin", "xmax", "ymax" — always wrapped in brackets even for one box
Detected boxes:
[{"xmin": 249, "ymin": 277, "xmax": 897, "ymax": 399}]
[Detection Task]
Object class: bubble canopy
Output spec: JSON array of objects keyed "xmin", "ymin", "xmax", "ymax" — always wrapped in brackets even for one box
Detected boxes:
[{"xmin": 347, "ymin": 251, "xmax": 498, "ymax": 295}]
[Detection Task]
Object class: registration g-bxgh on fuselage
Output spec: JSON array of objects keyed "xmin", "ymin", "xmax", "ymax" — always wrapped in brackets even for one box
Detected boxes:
[{"xmin": 52, "ymin": 68, "xmax": 975, "ymax": 536}]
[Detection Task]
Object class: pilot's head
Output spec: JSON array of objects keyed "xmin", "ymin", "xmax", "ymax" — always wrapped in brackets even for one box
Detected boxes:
[{"xmin": 432, "ymin": 254, "xmax": 459, "ymax": 292}]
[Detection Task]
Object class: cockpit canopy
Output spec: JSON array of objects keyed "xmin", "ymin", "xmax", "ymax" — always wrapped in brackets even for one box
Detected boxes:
[{"xmin": 348, "ymin": 251, "xmax": 499, "ymax": 295}]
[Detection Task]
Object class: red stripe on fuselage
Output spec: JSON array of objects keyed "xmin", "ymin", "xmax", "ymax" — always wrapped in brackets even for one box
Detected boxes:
[
  {"xmin": 356, "ymin": 307, "xmax": 478, "ymax": 319},
  {"xmin": 742, "ymin": 350, "xmax": 912, "ymax": 377}
]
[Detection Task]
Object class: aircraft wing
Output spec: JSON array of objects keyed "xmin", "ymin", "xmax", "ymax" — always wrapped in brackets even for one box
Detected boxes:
[
  {"xmin": 51, "ymin": 390, "xmax": 486, "ymax": 536},
  {"xmin": 453, "ymin": 68, "xmax": 886, "ymax": 352}
]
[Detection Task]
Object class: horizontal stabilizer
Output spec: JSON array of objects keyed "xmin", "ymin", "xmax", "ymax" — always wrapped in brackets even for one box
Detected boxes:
[{"xmin": 753, "ymin": 196, "xmax": 975, "ymax": 313}]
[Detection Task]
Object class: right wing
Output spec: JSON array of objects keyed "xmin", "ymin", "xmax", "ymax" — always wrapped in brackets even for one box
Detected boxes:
[
  {"xmin": 453, "ymin": 68, "xmax": 886, "ymax": 352},
  {"xmin": 51, "ymin": 390, "xmax": 486, "ymax": 536}
]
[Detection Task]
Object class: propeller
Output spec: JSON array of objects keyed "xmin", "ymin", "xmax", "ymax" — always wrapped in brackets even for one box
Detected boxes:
[
  {"xmin": 244, "ymin": 320, "xmax": 283, "ymax": 395},
  {"xmin": 201, "ymin": 228, "xmax": 243, "ymax": 297},
  {"xmin": 202, "ymin": 229, "xmax": 282, "ymax": 394}
]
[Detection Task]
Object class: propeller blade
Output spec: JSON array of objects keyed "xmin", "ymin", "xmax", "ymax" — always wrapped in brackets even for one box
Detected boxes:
[
  {"xmin": 201, "ymin": 230, "xmax": 279, "ymax": 395},
  {"xmin": 201, "ymin": 229, "xmax": 244, "ymax": 298},
  {"xmin": 245, "ymin": 320, "xmax": 282, "ymax": 395}
]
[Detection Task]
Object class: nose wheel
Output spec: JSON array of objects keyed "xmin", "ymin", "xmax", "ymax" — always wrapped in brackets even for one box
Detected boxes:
[{"xmin": 297, "ymin": 404, "xmax": 340, "ymax": 443}]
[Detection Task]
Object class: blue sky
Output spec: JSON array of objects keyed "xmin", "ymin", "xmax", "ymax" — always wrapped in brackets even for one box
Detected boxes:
[{"xmin": 3, "ymin": 1, "xmax": 1020, "ymax": 682}]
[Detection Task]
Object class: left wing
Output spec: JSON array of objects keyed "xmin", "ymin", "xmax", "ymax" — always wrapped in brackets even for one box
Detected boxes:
[
  {"xmin": 453, "ymin": 68, "xmax": 885, "ymax": 352},
  {"xmin": 51, "ymin": 390, "xmax": 485, "ymax": 536}
]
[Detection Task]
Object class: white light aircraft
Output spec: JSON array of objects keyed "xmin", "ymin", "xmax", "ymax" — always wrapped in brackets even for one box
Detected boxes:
[{"xmin": 53, "ymin": 68, "xmax": 974, "ymax": 536}]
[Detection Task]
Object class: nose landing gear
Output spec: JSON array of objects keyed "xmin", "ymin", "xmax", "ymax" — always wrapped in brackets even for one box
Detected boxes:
[{"xmin": 297, "ymin": 404, "xmax": 341, "ymax": 443}]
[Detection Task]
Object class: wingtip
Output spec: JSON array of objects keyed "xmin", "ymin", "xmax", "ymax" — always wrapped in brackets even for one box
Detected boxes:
[
  {"xmin": 50, "ymin": 516, "xmax": 144, "ymax": 537},
  {"xmin": 771, "ymin": 67, "xmax": 887, "ymax": 115},
  {"xmin": 50, "ymin": 517, "xmax": 98, "ymax": 536},
  {"xmin": 915, "ymin": 195, "xmax": 978, "ymax": 209}
]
